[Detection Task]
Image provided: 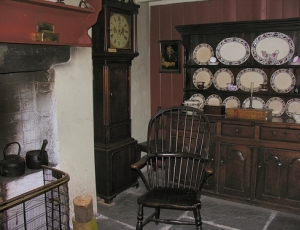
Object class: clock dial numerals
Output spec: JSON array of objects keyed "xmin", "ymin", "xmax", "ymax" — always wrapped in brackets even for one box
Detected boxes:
[{"xmin": 109, "ymin": 13, "xmax": 131, "ymax": 49}]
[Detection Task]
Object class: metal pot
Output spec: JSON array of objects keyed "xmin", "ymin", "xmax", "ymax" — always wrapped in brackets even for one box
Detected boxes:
[
  {"xmin": 26, "ymin": 139, "xmax": 48, "ymax": 169},
  {"xmin": 0, "ymin": 142, "xmax": 25, "ymax": 177}
]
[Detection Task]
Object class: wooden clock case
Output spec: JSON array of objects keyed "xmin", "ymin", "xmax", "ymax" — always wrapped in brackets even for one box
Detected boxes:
[{"xmin": 92, "ymin": 0, "xmax": 140, "ymax": 204}]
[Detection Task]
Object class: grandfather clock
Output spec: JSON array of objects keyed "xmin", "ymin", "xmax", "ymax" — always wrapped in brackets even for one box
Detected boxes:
[{"xmin": 92, "ymin": 0, "xmax": 140, "ymax": 203}]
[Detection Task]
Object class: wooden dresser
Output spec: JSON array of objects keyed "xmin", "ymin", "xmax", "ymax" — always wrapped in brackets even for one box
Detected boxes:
[
  {"xmin": 203, "ymin": 117, "xmax": 300, "ymax": 215},
  {"xmin": 176, "ymin": 18, "xmax": 300, "ymax": 214}
]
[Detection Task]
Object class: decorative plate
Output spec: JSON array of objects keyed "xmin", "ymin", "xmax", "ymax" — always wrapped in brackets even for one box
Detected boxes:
[
  {"xmin": 189, "ymin": 94, "xmax": 205, "ymax": 109},
  {"xmin": 265, "ymin": 97, "xmax": 285, "ymax": 116},
  {"xmin": 236, "ymin": 68, "xmax": 267, "ymax": 92},
  {"xmin": 222, "ymin": 96, "xmax": 240, "ymax": 109},
  {"xmin": 216, "ymin": 37, "xmax": 250, "ymax": 65},
  {"xmin": 193, "ymin": 43, "xmax": 214, "ymax": 65},
  {"xmin": 192, "ymin": 68, "xmax": 213, "ymax": 89},
  {"xmin": 205, "ymin": 94, "xmax": 222, "ymax": 106},
  {"xmin": 242, "ymin": 97, "xmax": 265, "ymax": 109},
  {"xmin": 251, "ymin": 32, "xmax": 294, "ymax": 65},
  {"xmin": 285, "ymin": 98, "xmax": 300, "ymax": 117},
  {"xmin": 270, "ymin": 69, "xmax": 296, "ymax": 93},
  {"xmin": 213, "ymin": 68, "xmax": 234, "ymax": 90}
]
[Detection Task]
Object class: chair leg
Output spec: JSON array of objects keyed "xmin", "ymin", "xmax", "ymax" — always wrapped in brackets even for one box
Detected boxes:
[
  {"xmin": 136, "ymin": 204, "xmax": 144, "ymax": 230},
  {"xmin": 193, "ymin": 206, "xmax": 203, "ymax": 230},
  {"xmin": 154, "ymin": 207, "xmax": 160, "ymax": 225}
]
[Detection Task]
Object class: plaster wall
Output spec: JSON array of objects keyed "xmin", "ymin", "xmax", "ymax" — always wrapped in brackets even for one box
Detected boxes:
[
  {"xmin": 52, "ymin": 0, "xmax": 150, "ymax": 220},
  {"xmin": 131, "ymin": 3, "xmax": 151, "ymax": 143},
  {"xmin": 52, "ymin": 47, "xmax": 97, "ymax": 219}
]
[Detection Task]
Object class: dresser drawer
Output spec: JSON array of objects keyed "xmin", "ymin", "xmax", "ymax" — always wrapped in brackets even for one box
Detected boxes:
[
  {"xmin": 260, "ymin": 127, "xmax": 300, "ymax": 143},
  {"xmin": 221, "ymin": 124, "xmax": 254, "ymax": 139}
]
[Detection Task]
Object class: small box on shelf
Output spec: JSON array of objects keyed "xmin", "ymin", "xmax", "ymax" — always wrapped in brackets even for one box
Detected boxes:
[{"xmin": 227, "ymin": 108, "xmax": 272, "ymax": 121}]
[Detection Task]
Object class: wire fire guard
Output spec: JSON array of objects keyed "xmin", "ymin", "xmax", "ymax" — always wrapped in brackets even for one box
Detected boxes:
[{"xmin": 0, "ymin": 166, "xmax": 70, "ymax": 230}]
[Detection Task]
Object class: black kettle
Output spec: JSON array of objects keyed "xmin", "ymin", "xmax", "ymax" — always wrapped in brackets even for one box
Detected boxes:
[
  {"xmin": 0, "ymin": 142, "xmax": 26, "ymax": 177},
  {"xmin": 26, "ymin": 139, "xmax": 48, "ymax": 169}
]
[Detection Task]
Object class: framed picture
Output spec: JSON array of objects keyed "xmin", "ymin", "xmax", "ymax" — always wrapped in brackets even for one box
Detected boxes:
[{"xmin": 159, "ymin": 40, "xmax": 181, "ymax": 73}]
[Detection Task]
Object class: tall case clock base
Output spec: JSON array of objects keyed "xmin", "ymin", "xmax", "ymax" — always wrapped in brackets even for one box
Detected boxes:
[{"xmin": 94, "ymin": 139, "xmax": 139, "ymax": 204}]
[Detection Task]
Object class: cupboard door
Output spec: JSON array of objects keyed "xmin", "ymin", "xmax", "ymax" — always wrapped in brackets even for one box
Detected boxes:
[
  {"xmin": 202, "ymin": 141, "xmax": 216, "ymax": 192},
  {"xmin": 256, "ymin": 147, "xmax": 300, "ymax": 208},
  {"xmin": 219, "ymin": 143, "xmax": 253, "ymax": 198}
]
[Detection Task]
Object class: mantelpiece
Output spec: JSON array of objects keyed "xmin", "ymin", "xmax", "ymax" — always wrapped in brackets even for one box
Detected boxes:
[{"xmin": 0, "ymin": 0, "xmax": 101, "ymax": 46}]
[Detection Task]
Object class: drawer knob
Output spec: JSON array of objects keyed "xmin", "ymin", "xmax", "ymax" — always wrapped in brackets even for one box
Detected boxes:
[
  {"xmin": 258, "ymin": 163, "xmax": 262, "ymax": 168},
  {"xmin": 273, "ymin": 131, "xmax": 277, "ymax": 136},
  {"xmin": 235, "ymin": 128, "xmax": 239, "ymax": 133},
  {"xmin": 220, "ymin": 159, "xmax": 224, "ymax": 164}
]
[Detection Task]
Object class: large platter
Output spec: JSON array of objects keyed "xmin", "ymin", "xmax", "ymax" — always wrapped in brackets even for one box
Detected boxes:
[
  {"xmin": 236, "ymin": 68, "xmax": 267, "ymax": 92},
  {"xmin": 242, "ymin": 97, "xmax": 265, "ymax": 109},
  {"xmin": 270, "ymin": 69, "xmax": 296, "ymax": 93},
  {"xmin": 251, "ymin": 32, "xmax": 294, "ymax": 65},
  {"xmin": 193, "ymin": 43, "xmax": 214, "ymax": 65},
  {"xmin": 265, "ymin": 97, "xmax": 285, "ymax": 117},
  {"xmin": 205, "ymin": 94, "xmax": 222, "ymax": 106},
  {"xmin": 192, "ymin": 68, "xmax": 213, "ymax": 89},
  {"xmin": 216, "ymin": 37, "xmax": 250, "ymax": 65},
  {"xmin": 189, "ymin": 94, "xmax": 205, "ymax": 109},
  {"xmin": 285, "ymin": 98, "xmax": 300, "ymax": 117},
  {"xmin": 213, "ymin": 68, "xmax": 234, "ymax": 91},
  {"xmin": 222, "ymin": 96, "xmax": 240, "ymax": 109}
]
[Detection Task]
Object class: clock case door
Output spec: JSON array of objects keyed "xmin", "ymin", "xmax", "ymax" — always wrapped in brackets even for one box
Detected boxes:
[
  {"xmin": 93, "ymin": 59, "xmax": 132, "ymax": 145},
  {"xmin": 92, "ymin": 3, "xmax": 138, "ymax": 54}
]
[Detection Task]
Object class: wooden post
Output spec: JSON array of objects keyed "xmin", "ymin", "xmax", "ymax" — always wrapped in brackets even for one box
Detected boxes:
[{"xmin": 73, "ymin": 194, "xmax": 94, "ymax": 223}]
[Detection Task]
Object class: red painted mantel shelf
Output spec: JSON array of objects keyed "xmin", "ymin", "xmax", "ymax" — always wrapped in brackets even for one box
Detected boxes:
[{"xmin": 0, "ymin": 0, "xmax": 102, "ymax": 47}]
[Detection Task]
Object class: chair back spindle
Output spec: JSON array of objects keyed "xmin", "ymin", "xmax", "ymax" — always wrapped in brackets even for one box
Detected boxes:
[{"xmin": 146, "ymin": 107, "xmax": 210, "ymax": 191}]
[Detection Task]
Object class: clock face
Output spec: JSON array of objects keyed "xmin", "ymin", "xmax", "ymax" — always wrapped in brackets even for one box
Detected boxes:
[{"xmin": 109, "ymin": 13, "xmax": 131, "ymax": 49}]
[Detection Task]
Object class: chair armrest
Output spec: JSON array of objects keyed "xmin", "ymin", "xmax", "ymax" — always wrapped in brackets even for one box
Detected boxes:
[
  {"xmin": 131, "ymin": 155, "xmax": 151, "ymax": 190},
  {"xmin": 204, "ymin": 164, "xmax": 213, "ymax": 176},
  {"xmin": 131, "ymin": 155, "xmax": 148, "ymax": 169}
]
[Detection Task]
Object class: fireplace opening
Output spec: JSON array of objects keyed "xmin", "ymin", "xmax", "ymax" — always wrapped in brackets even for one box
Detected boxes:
[{"xmin": 0, "ymin": 43, "xmax": 70, "ymax": 200}]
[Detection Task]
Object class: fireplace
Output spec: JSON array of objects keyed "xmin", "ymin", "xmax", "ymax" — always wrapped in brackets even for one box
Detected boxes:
[
  {"xmin": 0, "ymin": 0, "xmax": 102, "ymax": 221},
  {"xmin": 0, "ymin": 42, "xmax": 99, "ymax": 220},
  {"xmin": 0, "ymin": 43, "xmax": 70, "ymax": 165}
]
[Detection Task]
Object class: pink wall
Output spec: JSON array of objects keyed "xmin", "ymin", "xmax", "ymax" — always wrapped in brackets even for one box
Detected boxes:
[{"xmin": 150, "ymin": 0, "xmax": 300, "ymax": 115}]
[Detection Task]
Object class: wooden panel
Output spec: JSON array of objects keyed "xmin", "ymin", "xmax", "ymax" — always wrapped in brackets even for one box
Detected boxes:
[
  {"xmin": 237, "ymin": 0, "xmax": 253, "ymax": 21},
  {"xmin": 160, "ymin": 75, "xmax": 172, "ymax": 108},
  {"xmin": 266, "ymin": 0, "xmax": 283, "ymax": 19},
  {"xmin": 171, "ymin": 4, "xmax": 185, "ymax": 106},
  {"xmin": 223, "ymin": 0, "xmax": 237, "ymax": 22},
  {"xmin": 283, "ymin": 0, "xmax": 300, "ymax": 18},
  {"xmin": 183, "ymin": 2, "xmax": 197, "ymax": 24},
  {"xmin": 208, "ymin": 0, "xmax": 223, "ymax": 23},
  {"xmin": 159, "ymin": 5, "xmax": 172, "ymax": 40},
  {"xmin": 252, "ymin": 0, "xmax": 267, "ymax": 20},
  {"xmin": 195, "ymin": 1, "xmax": 212, "ymax": 24},
  {"xmin": 171, "ymin": 3, "xmax": 184, "ymax": 39},
  {"xmin": 150, "ymin": 6, "xmax": 161, "ymax": 115}
]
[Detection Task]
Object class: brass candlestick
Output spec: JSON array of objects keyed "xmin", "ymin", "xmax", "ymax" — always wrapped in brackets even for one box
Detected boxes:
[
  {"xmin": 248, "ymin": 82, "xmax": 254, "ymax": 109},
  {"xmin": 249, "ymin": 92, "xmax": 253, "ymax": 109}
]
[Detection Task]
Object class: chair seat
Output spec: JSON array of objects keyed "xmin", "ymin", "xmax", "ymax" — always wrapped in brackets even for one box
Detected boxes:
[{"xmin": 137, "ymin": 187, "xmax": 200, "ymax": 209}]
